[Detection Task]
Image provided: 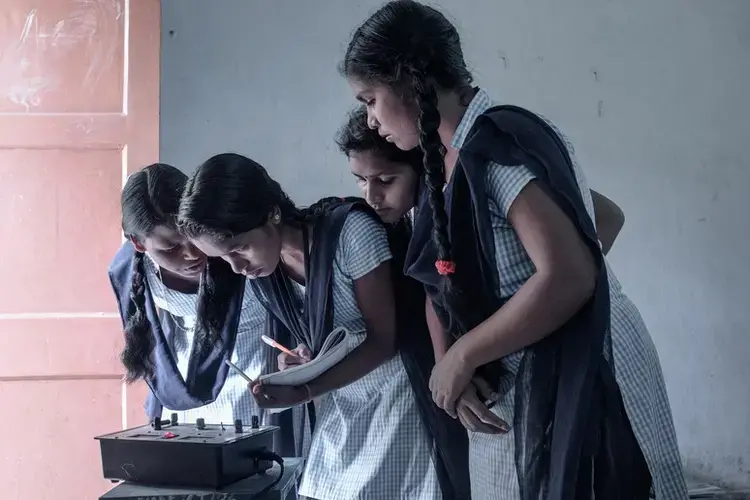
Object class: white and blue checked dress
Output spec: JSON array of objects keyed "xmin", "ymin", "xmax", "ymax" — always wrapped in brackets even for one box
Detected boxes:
[
  {"xmin": 143, "ymin": 254, "xmax": 268, "ymax": 427},
  {"xmin": 282, "ymin": 211, "xmax": 440, "ymax": 500},
  {"xmin": 453, "ymin": 89, "xmax": 688, "ymax": 499}
]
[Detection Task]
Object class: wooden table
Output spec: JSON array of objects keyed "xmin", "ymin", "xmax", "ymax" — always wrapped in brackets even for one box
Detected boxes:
[{"xmin": 100, "ymin": 458, "xmax": 304, "ymax": 500}]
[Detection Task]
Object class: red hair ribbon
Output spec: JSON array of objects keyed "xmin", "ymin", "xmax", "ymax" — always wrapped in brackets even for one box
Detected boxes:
[{"xmin": 435, "ymin": 260, "xmax": 456, "ymax": 275}]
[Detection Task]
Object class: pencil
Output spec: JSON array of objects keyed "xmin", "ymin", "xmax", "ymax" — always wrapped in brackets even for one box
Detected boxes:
[
  {"xmin": 224, "ymin": 360, "xmax": 253, "ymax": 383},
  {"xmin": 261, "ymin": 334, "xmax": 301, "ymax": 359}
]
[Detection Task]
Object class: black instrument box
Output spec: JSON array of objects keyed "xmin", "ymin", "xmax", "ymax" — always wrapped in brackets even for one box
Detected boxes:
[{"xmin": 95, "ymin": 419, "xmax": 278, "ymax": 489}]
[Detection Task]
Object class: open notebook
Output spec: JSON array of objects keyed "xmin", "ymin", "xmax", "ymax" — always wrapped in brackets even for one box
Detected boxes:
[{"xmin": 258, "ymin": 327, "xmax": 358, "ymax": 387}]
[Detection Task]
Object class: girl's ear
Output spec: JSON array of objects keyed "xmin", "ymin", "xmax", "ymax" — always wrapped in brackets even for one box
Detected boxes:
[
  {"xmin": 128, "ymin": 235, "xmax": 147, "ymax": 253},
  {"xmin": 269, "ymin": 206, "xmax": 281, "ymax": 225}
]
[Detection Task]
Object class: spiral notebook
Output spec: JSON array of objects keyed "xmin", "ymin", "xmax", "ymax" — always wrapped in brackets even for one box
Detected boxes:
[{"xmin": 258, "ymin": 327, "xmax": 357, "ymax": 387}]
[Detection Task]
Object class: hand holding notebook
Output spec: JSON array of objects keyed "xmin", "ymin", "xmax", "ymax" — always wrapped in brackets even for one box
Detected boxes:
[
  {"xmin": 258, "ymin": 327, "xmax": 358, "ymax": 386},
  {"xmin": 225, "ymin": 327, "xmax": 360, "ymax": 414},
  {"xmin": 224, "ymin": 327, "xmax": 359, "ymax": 389}
]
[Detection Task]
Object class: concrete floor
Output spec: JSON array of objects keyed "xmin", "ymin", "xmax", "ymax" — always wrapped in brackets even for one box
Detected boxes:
[{"xmin": 687, "ymin": 475, "xmax": 750, "ymax": 499}]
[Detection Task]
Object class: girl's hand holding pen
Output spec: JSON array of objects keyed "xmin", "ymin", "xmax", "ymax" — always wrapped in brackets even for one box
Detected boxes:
[{"xmin": 261, "ymin": 335, "xmax": 312, "ymax": 371}]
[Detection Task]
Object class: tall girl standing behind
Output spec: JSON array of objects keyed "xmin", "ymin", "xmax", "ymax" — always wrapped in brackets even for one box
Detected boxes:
[
  {"xmin": 109, "ymin": 163, "xmax": 272, "ymax": 435},
  {"xmin": 342, "ymin": 2, "xmax": 687, "ymax": 499}
]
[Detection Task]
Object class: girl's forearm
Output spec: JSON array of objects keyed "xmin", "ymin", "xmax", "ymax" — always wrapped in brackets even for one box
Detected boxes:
[
  {"xmin": 426, "ymin": 297, "xmax": 450, "ymax": 362},
  {"xmin": 306, "ymin": 337, "xmax": 395, "ymax": 398},
  {"xmin": 454, "ymin": 269, "xmax": 595, "ymax": 370}
]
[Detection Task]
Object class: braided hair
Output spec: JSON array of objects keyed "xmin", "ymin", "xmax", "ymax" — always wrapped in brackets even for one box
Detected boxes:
[
  {"xmin": 120, "ymin": 163, "xmax": 186, "ymax": 382},
  {"xmin": 342, "ymin": 0, "xmax": 479, "ymax": 337}
]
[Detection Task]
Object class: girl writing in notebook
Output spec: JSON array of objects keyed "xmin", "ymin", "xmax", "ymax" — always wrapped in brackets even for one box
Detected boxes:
[
  {"xmin": 341, "ymin": 1, "xmax": 687, "ymax": 498},
  {"xmin": 109, "ymin": 163, "xmax": 273, "ymax": 436},
  {"xmin": 178, "ymin": 153, "xmax": 462, "ymax": 500}
]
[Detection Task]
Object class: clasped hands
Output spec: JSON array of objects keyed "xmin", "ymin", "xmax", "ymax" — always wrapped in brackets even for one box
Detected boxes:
[{"xmin": 429, "ymin": 343, "xmax": 508, "ymax": 434}]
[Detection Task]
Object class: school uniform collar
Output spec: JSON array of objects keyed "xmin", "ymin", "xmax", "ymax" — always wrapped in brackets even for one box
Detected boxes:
[{"xmin": 450, "ymin": 87, "xmax": 494, "ymax": 150}]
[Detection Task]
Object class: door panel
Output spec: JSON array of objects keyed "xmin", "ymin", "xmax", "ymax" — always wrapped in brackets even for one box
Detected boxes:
[
  {"xmin": 0, "ymin": 148, "xmax": 124, "ymax": 313},
  {"xmin": 0, "ymin": 0, "xmax": 125, "ymax": 114},
  {"xmin": 0, "ymin": 1, "xmax": 160, "ymax": 498},
  {"xmin": 0, "ymin": 379, "xmax": 125, "ymax": 499}
]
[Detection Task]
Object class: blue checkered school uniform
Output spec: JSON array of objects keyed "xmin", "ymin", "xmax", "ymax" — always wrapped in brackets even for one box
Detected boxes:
[
  {"xmin": 453, "ymin": 89, "xmax": 688, "ymax": 499},
  {"xmin": 281, "ymin": 211, "xmax": 441, "ymax": 500},
  {"xmin": 143, "ymin": 255, "xmax": 267, "ymax": 427}
]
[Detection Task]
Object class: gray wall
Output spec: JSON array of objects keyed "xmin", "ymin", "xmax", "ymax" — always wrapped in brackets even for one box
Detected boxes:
[{"xmin": 160, "ymin": 0, "xmax": 750, "ymax": 487}]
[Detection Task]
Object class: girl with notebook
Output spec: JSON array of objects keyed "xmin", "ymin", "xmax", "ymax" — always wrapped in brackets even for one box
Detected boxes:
[{"xmin": 178, "ymin": 153, "xmax": 466, "ymax": 500}]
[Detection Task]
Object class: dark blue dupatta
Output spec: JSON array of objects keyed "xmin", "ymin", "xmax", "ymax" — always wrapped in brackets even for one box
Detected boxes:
[
  {"xmin": 405, "ymin": 106, "xmax": 646, "ymax": 499},
  {"xmin": 251, "ymin": 199, "xmax": 471, "ymax": 499},
  {"xmin": 108, "ymin": 242, "xmax": 244, "ymax": 419}
]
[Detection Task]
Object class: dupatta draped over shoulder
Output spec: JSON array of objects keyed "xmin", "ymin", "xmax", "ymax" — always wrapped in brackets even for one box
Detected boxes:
[
  {"xmin": 251, "ymin": 200, "xmax": 471, "ymax": 499},
  {"xmin": 405, "ymin": 106, "xmax": 644, "ymax": 499}
]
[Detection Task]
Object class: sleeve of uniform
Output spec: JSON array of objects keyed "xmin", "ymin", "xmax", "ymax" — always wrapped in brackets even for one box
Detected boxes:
[
  {"xmin": 336, "ymin": 211, "xmax": 392, "ymax": 280},
  {"xmin": 486, "ymin": 162, "xmax": 537, "ymax": 217}
]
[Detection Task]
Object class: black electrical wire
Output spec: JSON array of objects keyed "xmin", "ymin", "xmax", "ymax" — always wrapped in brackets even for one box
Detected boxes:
[{"xmin": 250, "ymin": 451, "xmax": 285, "ymax": 498}]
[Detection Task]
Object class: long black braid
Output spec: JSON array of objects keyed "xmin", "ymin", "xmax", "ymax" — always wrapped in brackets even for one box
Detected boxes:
[
  {"xmin": 342, "ymin": 0, "xmax": 481, "ymax": 339},
  {"xmin": 121, "ymin": 251, "xmax": 154, "ymax": 382},
  {"xmin": 412, "ymin": 74, "xmax": 451, "ymax": 266}
]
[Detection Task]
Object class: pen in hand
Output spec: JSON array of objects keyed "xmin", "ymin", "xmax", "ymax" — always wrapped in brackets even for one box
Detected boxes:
[{"xmin": 261, "ymin": 335, "xmax": 303, "ymax": 359}]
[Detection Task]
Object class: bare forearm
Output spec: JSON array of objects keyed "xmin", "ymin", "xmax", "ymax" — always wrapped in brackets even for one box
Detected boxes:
[
  {"xmin": 452, "ymin": 182, "xmax": 599, "ymax": 370},
  {"xmin": 426, "ymin": 298, "xmax": 449, "ymax": 362},
  {"xmin": 454, "ymin": 270, "xmax": 594, "ymax": 370},
  {"xmin": 306, "ymin": 339, "xmax": 395, "ymax": 398}
]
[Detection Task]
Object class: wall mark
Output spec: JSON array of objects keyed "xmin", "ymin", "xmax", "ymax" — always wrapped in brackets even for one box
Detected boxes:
[{"xmin": 497, "ymin": 50, "xmax": 508, "ymax": 69}]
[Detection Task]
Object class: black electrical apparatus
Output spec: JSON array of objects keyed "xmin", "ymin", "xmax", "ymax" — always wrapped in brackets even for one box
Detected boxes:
[{"xmin": 95, "ymin": 413, "xmax": 279, "ymax": 489}]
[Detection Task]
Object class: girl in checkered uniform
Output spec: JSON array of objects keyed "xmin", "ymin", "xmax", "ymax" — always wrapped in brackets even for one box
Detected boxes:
[
  {"xmin": 179, "ymin": 153, "xmax": 448, "ymax": 499},
  {"xmin": 341, "ymin": 2, "xmax": 687, "ymax": 499}
]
